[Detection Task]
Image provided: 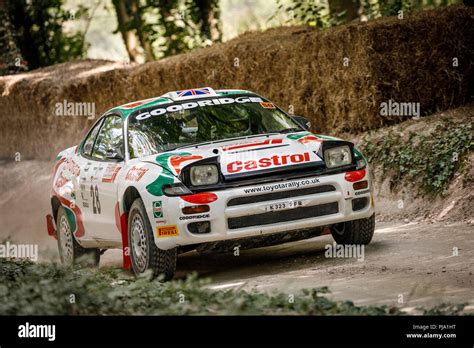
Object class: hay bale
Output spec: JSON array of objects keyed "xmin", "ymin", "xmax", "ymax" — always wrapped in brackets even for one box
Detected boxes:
[{"xmin": 0, "ymin": 5, "xmax": 472, "ymax": 160}]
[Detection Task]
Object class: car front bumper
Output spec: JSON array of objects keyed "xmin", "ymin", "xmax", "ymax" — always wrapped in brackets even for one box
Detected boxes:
[{"xmin": 151, "ymin": 169, "xmax": 375, "ymax": 250}]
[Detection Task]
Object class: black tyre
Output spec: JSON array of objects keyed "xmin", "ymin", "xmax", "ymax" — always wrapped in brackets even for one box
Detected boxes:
[
  {"xmin": 128, "ymin": 198, "xmax": 177, "ymax": 281},
  {"xmin": 330, "ymin": 214, "xmax": 375, "ymax": 245},
  {"xmin": 56, "ymin": 206, "xmax": 100, "ymax": 266}
]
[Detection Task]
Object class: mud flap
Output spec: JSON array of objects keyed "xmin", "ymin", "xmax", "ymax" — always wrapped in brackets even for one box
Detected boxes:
[
  {"xmin": 46, "ymin": 214, "xmax": 57, "ymax": 239},
  {"xmin": 119, "ymin": 212, "xmax": 131, "ymax": 270}
]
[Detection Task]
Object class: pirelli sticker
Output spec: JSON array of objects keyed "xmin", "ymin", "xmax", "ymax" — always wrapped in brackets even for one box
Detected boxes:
[{"xmin": 156, "ymin": 225, "xmax": 179, "ymax": 238}]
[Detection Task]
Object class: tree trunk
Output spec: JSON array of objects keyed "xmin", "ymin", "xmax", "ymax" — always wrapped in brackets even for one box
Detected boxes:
[
  {"xmin": 328, "ymin": 0, "xmax": 360, "ymax": 22},
  {"xmin": 195, "ymin": 0, "xmax": 222, "ymax": 42},
  {"xmin": 112, "ymin": 0, "xmax": 145, "ymax": 63},
  {"xmin": 130, "ymin": 0, "xmax": 155, "ymax": 61}
]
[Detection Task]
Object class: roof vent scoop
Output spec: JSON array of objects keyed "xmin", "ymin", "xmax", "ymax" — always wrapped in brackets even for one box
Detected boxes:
[{"xmin": 162, "ymin": 87, "xmax": 218, "ymax": 101}]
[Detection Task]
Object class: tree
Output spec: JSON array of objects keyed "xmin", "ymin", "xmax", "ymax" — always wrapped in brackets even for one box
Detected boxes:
[
  {"xmin": 192, "ymin": 0, "xmax": 222, "ymax": 43},
  {"xmin": 0, "ymin": 0, "xmax": 27, "ymax": 75},
  {"xmin": 112, "ymin": 0, "xmax": 223, "ymax": 62},
  {"xmin": 112, "ymin": 0, "xmax": 146, "ymax": 63},
  {"xmin": 0, "ymin": 0, "xmax": 89, "ymax": 72}
]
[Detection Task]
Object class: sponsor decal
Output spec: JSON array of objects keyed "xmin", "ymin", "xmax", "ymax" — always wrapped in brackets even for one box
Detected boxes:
[
  {"xmin": 53, "ymin": 157, "xmax": 66, "ymax": 177},
  {"xmin": 102, "ymin": 164, "xmax": 122, "ymax": 183},
  {"xmin": 61, "ymin": 158, "xmax": 80, "ymax": 177},
  {"xmin": 287, "ymin": 132, "xmax": 312, "ymax": 140},
  {"xmin": 170, "ymin": 155, "xmax": 203, "ymax": 174},
  {"xmin": 296, "ymin": 135, "xmax": 322, "ymax": 144},
  {"xmin": 54, "ymin": 172, "xmax": 69, "ymax": 188},
  {"xmin": 176, "ymin": 88, "xmax": 212, "ymax": 97},
  {"xmin": 156, "ymin": 225, "xmax": 179, "ymax": 238},
  {"xmin": 121, "ymin": 98, "xmax": 155, "ymax": 108},
  {"xmin": 260, "ymin": 101, "xmax": 275, "ymax": 109},
  {"xmin": 243, "ymin": 177, "xmax": 320, "ymax": 194},
  {"xmin": 135, "ymin": 96, "xmax": 264, "ymax": 120},
  {"xmin": 153, "ymin": 201, "xmax": 163, "ymax": 218},
  {"xmin": 227, "ymin": 152, "xmax": 311, "ymax": 173},
  {"xmin": 125, "ymin": 166, "xmax": 149, "ymax": 182},
  {"xmin": 179, "ymin": 213, "xmax": 210, "ymax": 221},
  {"xmin": 222, "ymin": 138, "xmax": 283, "ymax": 151},
  {"xmin": 80, "ymin": 184, "xmax": 89, "ymax": 208},
  {"xmin": 355, "ymin": 188, "xmax": 371, "ymax": 196}
]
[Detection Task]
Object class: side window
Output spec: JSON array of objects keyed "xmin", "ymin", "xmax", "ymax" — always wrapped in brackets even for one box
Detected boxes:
[
  {"xmin": 82, "ymin": 119, "xmax": 103, "ymax": 157},
  {"xmin": 92, "ymin": 116, "xmax": 123, "ymax": 161}
]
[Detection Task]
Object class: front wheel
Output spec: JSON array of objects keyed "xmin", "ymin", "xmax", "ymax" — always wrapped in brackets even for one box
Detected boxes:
[
  {"xmin": 330, "ymin": 214, "xmax": 375, "ymax": 245},
  {"xmin": 128, "ymin": 198, "xmax": 177, "ymax": 281},
  {"xmin": 56, "ymin": 206, "xmax": 100, "ymax": 266}
]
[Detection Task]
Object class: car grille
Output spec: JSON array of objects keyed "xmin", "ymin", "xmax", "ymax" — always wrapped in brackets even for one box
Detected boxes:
[
  {"xmin": 227, "ymin": 185, "xmax": 336, "ymax": 207},
  {"xmin": 227, "ymin": 202, "xmax": 339, "ymax": 229}
]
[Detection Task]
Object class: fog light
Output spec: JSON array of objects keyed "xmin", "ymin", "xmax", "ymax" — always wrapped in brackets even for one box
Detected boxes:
[
  {"xmin": 188, "ymin": 221, "xmax": 211, "ymax": 234},
  {"xmin": 345, "ymin": 169, "xmax": 366, "ymax": 182},
  {"xmin": 182, "ymin": 205, "xmax": 210, "ymax": 215},
  {"xmin": 353, "ymin": 180, "xmax": 368, "ymax": 190},
  {"xmin": 352, "ymin": 197, "xmax": 369, "ymax": 211},
  {"xmin": 181, "ymin": 192, "xmax": 218, "ymax": 204}
]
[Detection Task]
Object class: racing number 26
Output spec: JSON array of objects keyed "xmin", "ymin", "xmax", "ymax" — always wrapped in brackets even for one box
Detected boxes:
[{"xmin": 90, "ymin": 184, "xmax": 101, "ymax": 214}]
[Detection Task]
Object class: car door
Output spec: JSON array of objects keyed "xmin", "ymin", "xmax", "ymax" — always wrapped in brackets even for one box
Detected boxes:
[
  {"xmin": 87, "ymin": 114, "xmax": 125, "ymax": 242},
  {"xmin": 76, "ymin": 118, "xmax": 104, "ymax": 240}
]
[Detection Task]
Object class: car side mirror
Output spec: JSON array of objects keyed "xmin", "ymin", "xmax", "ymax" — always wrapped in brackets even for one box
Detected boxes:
[
  {"xmin": 106, "ymin": 147, "xmax": 124, "ymax": 161},
  {"xmin": 292, "ymin": 115, "xmax": 311, "ymax": 130}
]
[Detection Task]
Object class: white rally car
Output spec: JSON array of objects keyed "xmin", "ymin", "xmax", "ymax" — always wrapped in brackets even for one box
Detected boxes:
[{"xmin": 47, "ymin": 87, "xmax": 375, "ymax": 280}]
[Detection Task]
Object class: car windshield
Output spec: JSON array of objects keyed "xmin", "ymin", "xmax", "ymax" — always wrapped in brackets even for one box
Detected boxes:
[{"xmin": 127, "ymin": 95, "xmax": 302, "ymax": 158}]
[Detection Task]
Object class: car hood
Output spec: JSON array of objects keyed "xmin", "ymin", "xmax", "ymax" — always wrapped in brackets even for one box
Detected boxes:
[{"xmin": 140, "ymin": 132, "xmax": 336, "ymax": 178}]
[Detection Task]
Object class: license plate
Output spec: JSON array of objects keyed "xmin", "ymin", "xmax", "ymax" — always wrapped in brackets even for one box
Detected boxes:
[{"xmin": 264, "ymin": 200, "xmax": 303, "ymax": 212}]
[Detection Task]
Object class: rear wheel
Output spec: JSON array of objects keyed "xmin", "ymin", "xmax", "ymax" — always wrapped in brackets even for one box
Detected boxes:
[
  {"xmin": 56, "ymin": 206, "xmax": 100, "ymax": 266},
  {"xmin": 330, "ymin": 214, "xmax": 375, "ymax": 245},
  {"xmin": 128, "ymin": 198, "xmax": 176, "ymax": 281}
]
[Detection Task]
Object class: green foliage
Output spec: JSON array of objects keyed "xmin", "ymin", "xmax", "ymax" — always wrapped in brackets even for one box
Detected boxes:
[
  {"xmin": 271, "ymin": 0, "xmax": 342, "ymax": 28},
  {"xmin": 0, "ymin": 259, "xmax": 466, "ymax": 315},
  {"xmin": 361, "ymin": 122, "xmax": 473, "ymax": 194},
  {"xmin": 5, "ymin": 0, "xmax": 89, "ymax": 69},
  {"xmin": 116, "ymin": 0, "xmax": 221, "ymax": 60},
  {"xmin": 273, "ymin": 0, "xmax": 461, "ymax": 29}
]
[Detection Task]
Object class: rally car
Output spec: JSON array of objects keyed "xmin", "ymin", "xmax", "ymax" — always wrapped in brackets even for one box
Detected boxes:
[{"xmin": 47, "ymin": 87, "xmax": 375, "ymax": 280}]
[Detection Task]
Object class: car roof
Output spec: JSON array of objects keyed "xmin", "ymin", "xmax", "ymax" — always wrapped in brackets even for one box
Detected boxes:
[{"xmin": 106, "ymin": 87, "xmax": 257, "ymax": 118}]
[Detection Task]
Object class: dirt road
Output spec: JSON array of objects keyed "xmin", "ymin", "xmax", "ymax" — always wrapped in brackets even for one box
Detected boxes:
[
  {"xmin": 1, "ymin": 160, "xmax": 473, "ymax": 312},
  {"xmin": 176, "ymin": 221, "xmax": 474, "ymax": 312},
  {"xmin": 97, "ymin": 221, "xmax": 474, "ymax": 312}
]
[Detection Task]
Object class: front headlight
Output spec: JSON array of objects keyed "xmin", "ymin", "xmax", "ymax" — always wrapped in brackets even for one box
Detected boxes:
[
  {"xmin": 190, "ymin": 165, "xmax": 219, "ymax": 186},
  {"xmin": 325, "ymin": 145, "xmax": 352, "ymax": 168}
]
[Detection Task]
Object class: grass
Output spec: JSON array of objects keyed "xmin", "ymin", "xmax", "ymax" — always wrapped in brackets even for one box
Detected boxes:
[
  {"xmin": 0, "ymin": 258, "xmax": 467, "ymax": 315},
  {"xmin": 361, "ymin": 121, "xmax": 472, "ymax": 194}
]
